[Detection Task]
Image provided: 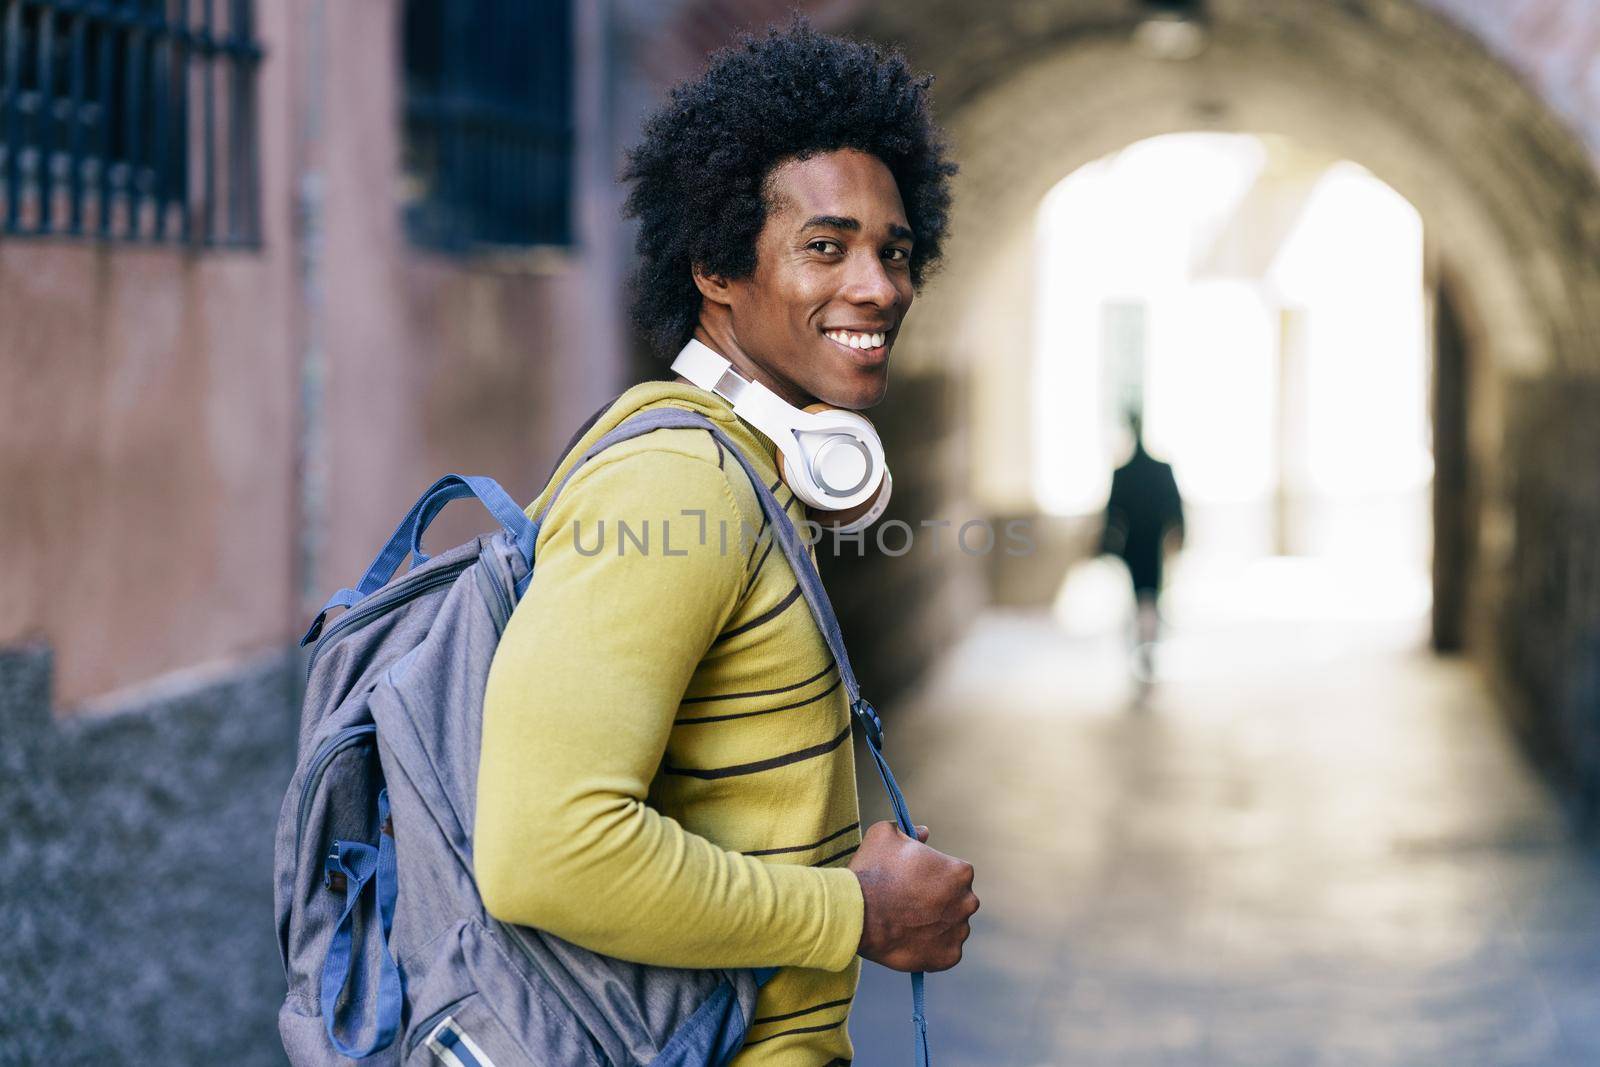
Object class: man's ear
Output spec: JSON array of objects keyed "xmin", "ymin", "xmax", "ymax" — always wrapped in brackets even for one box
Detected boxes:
[{"xmin": 692, "ymin": 263, "xmax": 735, "ymax": 307}]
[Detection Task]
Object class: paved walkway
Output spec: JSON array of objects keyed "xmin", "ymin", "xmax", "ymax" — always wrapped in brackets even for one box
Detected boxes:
[{"xmin": 847, "ymin": 594, "xmax": 1600, "ymax": 1066}]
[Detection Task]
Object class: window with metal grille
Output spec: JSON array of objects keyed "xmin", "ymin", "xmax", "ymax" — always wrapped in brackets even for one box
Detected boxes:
[
  {"xmin": 402, "ymin": 0, "xmax": 573, "ymax": 252},
  {"xmin": 0, "ymin": 0, "xmax": 263, "ymax": 245}
]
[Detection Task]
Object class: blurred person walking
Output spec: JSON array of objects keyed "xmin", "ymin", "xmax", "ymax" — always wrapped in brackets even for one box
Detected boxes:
[{"xmin": 1100, "ymin": 411, "xmax": 1185, "ymax": 684}]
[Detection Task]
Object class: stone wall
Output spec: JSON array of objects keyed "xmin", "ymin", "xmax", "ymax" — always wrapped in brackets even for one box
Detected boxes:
[
  {"xmin": 819, "ymin": 369, "xmax": 988, "ymax": 705},
  {"xmin": 1499, "ymin": 376, "xmax": 1600, "ymax": 823},
  {"xmin": 1418, "ymin": 0, "xmax": 1600, "ymax": 827},
  {"xmin": 0, "ymin": 644, "xmax": 298, "ymax": 1066},
  {"xmin": 831, "ymin": 0, "xmax": 1600, "ymax": 824}
]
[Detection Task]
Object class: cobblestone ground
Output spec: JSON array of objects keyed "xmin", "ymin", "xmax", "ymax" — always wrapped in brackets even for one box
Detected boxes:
[{"xmin": 847, "ymin": 594, "xmax": 1600, "ymax": 1066}]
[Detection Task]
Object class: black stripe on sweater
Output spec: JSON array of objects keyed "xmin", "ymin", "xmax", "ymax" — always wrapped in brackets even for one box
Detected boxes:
[
  {"xmin": 663, "ymin": 726, "xmax": 849, "ymax": 780},
  {"xmin": 712, "ymin": 584, "xmax": 801, "ymax": 645},
  {"xmin": 812, "ymin": 844, "xmax": 860, "ymax": 867},
  {"xmin": 740, "ymin": 1019, "xmax": 844, "ymax": 1046},
  {"xmin": 675, "ymin": 677, "xmax": 841, "ymax": 726},
  {"xmin": 679, "ymin": 662, "xmax": 836, "ymax": 705},
  {"xmin": 743, "ymin": 487, "xmax": 794, "ymax": 568},
  {"xmin": 744, "ymin": 530, "xmax": 779, "ymax": 591},
  {"xmin": 742, "ymin": 821, "xmax": 860, "ymax": 858},
  {"xmin": 752, "ymin": 996, "xmax": 855, "ymax": 1026}
]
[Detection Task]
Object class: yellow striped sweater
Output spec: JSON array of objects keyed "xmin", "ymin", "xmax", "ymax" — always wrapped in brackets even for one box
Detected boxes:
[{"xmin": 475, "ymin": 380, "xmax": 863, "ymax": 1065}]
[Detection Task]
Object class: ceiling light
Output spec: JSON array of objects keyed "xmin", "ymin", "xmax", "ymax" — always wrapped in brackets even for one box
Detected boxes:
[{"xmin": 1134, "ymin": 1, "xmax": 1208, "ymax": 61}]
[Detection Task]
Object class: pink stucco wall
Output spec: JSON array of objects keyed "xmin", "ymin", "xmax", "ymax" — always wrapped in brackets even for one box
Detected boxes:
[
  {"xmin": 308, "ymin": 0, "xmax": 626, "ymax": 613},
  {"xmin": 1, "ymin": 0, "xmax": 627, "ymax": 710},
  {"xmin": 0, "ymin": 0, "xmax": 299, "ymax": 711}
]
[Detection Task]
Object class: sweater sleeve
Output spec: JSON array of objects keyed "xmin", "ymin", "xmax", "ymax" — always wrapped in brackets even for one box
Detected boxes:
[{"xmin": 474, "ymin": 445, "xmax": 864, "ymax": 972}]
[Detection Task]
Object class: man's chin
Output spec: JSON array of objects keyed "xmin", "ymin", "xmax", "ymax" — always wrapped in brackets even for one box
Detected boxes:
[{"xmin": 815, "ymin": 366, "xmax": 889, "ymax": 411}]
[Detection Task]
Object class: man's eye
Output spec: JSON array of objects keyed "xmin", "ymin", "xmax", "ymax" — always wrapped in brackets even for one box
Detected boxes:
[
  {"xmin": 884, "ymin": 247, "xmax": 911, "ymax": 263},
  {"xmin": 808, "ymin": 239, "xmax": 842, "ymax": 254}
]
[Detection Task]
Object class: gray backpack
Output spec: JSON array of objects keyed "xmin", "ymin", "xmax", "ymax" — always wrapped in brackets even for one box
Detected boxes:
[{"xmin": 273, "ymin": 407, "xmax": 929, "ymax": 1066}]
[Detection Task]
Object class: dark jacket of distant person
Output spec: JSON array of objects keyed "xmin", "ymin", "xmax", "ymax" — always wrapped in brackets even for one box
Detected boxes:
[{"xmin": 1101, "ymin": 441, "xmax": 1185, "ymax": 595}]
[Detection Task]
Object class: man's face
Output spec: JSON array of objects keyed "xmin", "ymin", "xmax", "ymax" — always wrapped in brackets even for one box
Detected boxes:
[{"xmin": 720, "ymin": 148, "xmax": 915, "ymax": 410}]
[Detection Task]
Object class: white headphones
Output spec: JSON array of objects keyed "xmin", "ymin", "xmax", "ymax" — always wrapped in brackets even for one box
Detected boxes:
[{"xmin": 671, "ymin": 338, "xmax": 893, "ymax": 530}]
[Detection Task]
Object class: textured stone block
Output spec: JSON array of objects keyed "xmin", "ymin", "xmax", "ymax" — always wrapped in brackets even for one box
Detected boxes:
[
  {"xmin": 0, "ymin": 647, "xmax": 299, "ymax": 1067},
  {"xmin": 0, "ymin": 642, "xmax": 52, "ymax": 739}
]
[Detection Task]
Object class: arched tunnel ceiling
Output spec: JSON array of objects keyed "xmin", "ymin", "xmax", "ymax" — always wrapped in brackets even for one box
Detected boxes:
[{"xmin": 832, "ymin": 0, "xmax": 1600, "ymax": 508}]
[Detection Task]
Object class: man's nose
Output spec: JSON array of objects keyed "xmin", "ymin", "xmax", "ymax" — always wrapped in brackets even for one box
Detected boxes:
[{"xmin": 842, "ymin": 251, "xmax": 900, "ymax": 308}]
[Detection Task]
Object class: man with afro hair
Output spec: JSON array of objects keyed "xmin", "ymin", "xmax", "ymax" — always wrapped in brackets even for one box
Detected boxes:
[{"xmin": 476, "ymin": 18, "xmax": 978, "ymax": 1063}]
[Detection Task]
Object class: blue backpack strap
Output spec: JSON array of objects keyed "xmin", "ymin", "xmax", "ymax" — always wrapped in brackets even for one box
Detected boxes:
[
  {"xmin": 407, "ymin": 474, "xmax": 538, "ymax": 568},
  {"xmin": 319, "ymin": 789, "xmax": 402, "ymax": 1058},
  {"xmin": 542, "ymin": 407, "xmax": 930, "ymax": 1063},
  {"xmin": 694, "ymin": 417, "xmax": 933, "ymax": 1067},
  {"xmin": 301, "ymin": 474, "xmax": 537, "ymax": 645}
]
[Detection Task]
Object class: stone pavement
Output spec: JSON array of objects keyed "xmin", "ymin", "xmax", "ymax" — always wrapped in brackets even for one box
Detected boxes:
[{"xmin": 846, "ymin": 604, "xmax": 1600, "ymax": 1066}]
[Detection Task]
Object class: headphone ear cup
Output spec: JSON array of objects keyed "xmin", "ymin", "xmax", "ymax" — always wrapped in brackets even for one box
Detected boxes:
[
  {"xmin": 774, "ymin": 403, "xmax": 831, "ymax": 500},
  {"xmin": 809, "ymin": 405, "xmax": 878, "ymax": 438},
  {"xmin": 779, "ymin": 404, "xmax": 884, "ymax": 521}
]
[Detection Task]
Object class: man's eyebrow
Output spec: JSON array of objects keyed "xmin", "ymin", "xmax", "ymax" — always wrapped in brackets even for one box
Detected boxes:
[
  {"xmin": 800, "ymin": 214, "xmax": 917, "ymax": 243},
  {"xmin": 800, "ymin": 214, "xmax": 860, "ymax": 232}
]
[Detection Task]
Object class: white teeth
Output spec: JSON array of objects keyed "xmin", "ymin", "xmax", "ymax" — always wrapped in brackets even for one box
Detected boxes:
[{"xmin": 826, "ymin": 329, "xmax": 887, "ymax": 349}]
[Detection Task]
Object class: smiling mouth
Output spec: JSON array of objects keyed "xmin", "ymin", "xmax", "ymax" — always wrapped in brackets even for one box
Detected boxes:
[{"xmin": 823, "ymin": 328, "xmax": 891, "ymax": 359}]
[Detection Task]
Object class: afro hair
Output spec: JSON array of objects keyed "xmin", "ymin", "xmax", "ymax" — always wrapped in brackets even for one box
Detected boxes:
[{"xmin": 620, "ymin": 16, "xmax": 957, "ymax": 359}]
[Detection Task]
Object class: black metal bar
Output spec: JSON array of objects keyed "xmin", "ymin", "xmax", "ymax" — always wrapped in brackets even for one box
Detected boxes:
[
  {"xmin": 95, "ymin": 4, "xmax": 114, "ymax": 236},
  {"xmin": 175, "ymin": 0, "xmax": 189, "ymax": 243},
  {"xmin": 240, "ymin": 0, "xmax": 259, "ymax": 244},
  {"xmin": 533, "ymin": 0, "xmax": 548, "ymax": 245},
  {"xmin": 223, "ymin": 0, "xmax": 235, "ymax": 241},
  {"xmin": 124, "ymin": 0, "xmax": 145, "ymax": 239},
  {"xmin": 225, "ymin": 0, "xmax": 242, "ymax": 242},
  {"xmin": 1, "ymin": 0, "xmax": 21, "ymax": 232},
  {"xmin": 149, "ymin": 0, "xmax": 170, "ymax": 239},
  {"xmin": 443, "ymin": 0, "xmax": 467, "ymax": 246},
  {"xmin": 66, "ymin": 4, "xmax": 87, "ymax": 234},
  {"xmin": 405, "ymin": 0, "xmax": 576, "ymax": 250},
  {"xmin": 200, "ymin": 0, "xmax": 213, "ymax": 244},
  {"xmin": 35, "ymin": 4, "xmax": 57, "ymax": 233},
  {"xmin": 0, "ymin": 0, "xmax": 257, "ymax": 244}
]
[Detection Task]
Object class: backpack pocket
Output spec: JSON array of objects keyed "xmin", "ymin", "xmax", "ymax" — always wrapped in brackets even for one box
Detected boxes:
[
  {"xmin": 399, "ymin": 919, "xmax": 605, "ymax": 1067},
  {"xmin": 283, "ymin": 724, "xmax": 383, "ymax": 992},
  {"xmin": 405, "ymin": 997, "xmax": 515, "ymax": 1067},
  {"xmin": 280, "ymin": 722, "xmax": 402, "ymax": 1063}
]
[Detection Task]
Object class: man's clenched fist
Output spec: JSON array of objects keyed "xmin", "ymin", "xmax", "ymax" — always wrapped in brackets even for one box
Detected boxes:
[{"xmin": 848, "ymin": 821, "xmax": 979, "ymax": 972}]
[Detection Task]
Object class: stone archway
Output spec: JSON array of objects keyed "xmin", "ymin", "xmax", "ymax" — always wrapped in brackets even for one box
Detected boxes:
[{"xmin": 821, "ymin": 0, "xmax": 1600, "ymax": 817}]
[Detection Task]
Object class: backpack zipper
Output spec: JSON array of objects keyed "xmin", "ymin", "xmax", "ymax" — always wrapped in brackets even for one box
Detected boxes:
[
  {"xmin": 497, "ymin": 921, "xmax": 612, "ymax": 1066},
  {"xmin": 473, "ymin": 559, "xmax": 516, "ymax": 632},
  {"xmin": 404, "ymin": 996, "xmax": 472, "ymax": 1057},
  {"xmin": 305, "ymin": 559, "xmax": 473, "ymax": 682},
  {"xmin": 294, "ymin": 724, "xmax": 378, "ymax": 853}
]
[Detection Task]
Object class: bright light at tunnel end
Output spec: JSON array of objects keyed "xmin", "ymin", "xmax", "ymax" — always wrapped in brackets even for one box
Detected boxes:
[{"xmin": 1031, "ymin": 131, "xmax": 1433, "ymax": 630}]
